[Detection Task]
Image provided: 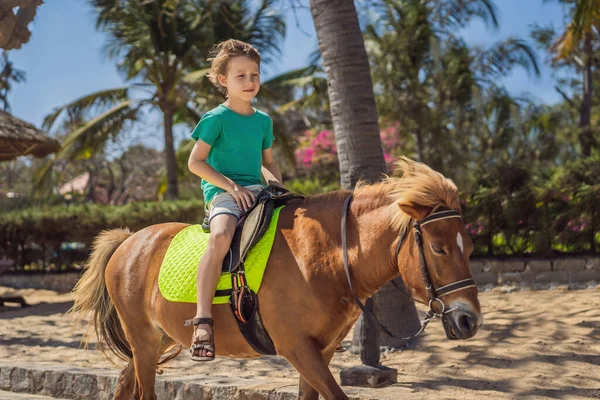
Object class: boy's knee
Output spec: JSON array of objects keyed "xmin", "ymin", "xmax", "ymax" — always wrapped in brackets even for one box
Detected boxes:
[{"xmin": 208, "ymin": 229, "xmax": 234, "ymax": 251}]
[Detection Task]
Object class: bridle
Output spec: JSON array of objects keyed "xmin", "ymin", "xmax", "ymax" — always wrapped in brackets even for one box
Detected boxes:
[{"xmin": 341, "ymin": 195, "xmax": 476, "ymax": 340}]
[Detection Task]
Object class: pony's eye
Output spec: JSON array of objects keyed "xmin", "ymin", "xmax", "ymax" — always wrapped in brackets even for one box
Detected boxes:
[{"xmin": 431, "ymin": 245, "xmax": 446, "ymax": 255}]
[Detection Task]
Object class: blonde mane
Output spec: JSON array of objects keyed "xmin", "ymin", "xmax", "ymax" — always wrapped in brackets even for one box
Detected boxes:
[{"xmin": 354, "ymin": 157, "xmax": 461, "ymax": 231}]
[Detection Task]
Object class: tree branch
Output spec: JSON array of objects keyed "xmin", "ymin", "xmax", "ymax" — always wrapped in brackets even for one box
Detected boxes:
[
  {"xmin": 554, "ymin": 85, "xmax": 576, "ymax": 108},
  {"xmin": 289, "ymin": 0, "xmax": 312, "ymax": 37}
]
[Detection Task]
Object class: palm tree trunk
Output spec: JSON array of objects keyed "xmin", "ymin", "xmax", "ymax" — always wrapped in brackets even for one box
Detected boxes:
[
  {"xmin": 579, "ymin": 32, "xmax": 594, "ymax": 157},
  {"xmin": 310, "ymin": 0, "xmax": 385, "ymax": 187},
  {"xmin": 163, "ymin": 107, "xmax": 179, "ymax": 200},
  {"xmin": 310, "ymin": 0, "xmax": 421, "ymax": 368},
  {"xmin": 351, "ymin": 277, "xmax": 422, "ymax": 351}
]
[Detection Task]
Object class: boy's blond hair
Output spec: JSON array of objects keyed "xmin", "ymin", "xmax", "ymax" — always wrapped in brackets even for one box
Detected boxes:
[{"xmin": 206, "ymin": 39, "xmax": 261, "ymax": 95}]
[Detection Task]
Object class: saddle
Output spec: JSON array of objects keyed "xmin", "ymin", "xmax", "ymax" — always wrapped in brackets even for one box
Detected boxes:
[
  {"xmin": 202, "ymin": 184, "xmax": 303, "ymax": 274},
  {"xmin": 202, "ymin": 184, "xmax": 304, "ymax": 355}
]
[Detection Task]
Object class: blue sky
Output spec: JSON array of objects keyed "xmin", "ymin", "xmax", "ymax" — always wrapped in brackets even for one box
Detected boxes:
[{"xmin": 8, "ymin": 0, "xmax": 567, "ymax": 148}]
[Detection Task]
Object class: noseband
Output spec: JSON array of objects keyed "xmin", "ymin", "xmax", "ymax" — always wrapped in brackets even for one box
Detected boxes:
[{"xmin": 341, "ymin": 195, "xmax": 476, "ymax": 340}]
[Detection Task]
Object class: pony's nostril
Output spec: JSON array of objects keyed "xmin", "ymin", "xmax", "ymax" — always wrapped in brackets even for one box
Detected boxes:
[{"xmin": 458, "ymin": 313, "xmax": 475, "ymax": 332}]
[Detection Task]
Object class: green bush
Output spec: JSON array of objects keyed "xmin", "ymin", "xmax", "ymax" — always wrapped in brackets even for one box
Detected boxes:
[
  {"xmin": 286, "ymin": 176, "xmax": 341, "ymax": 196},
  {"xmin": 463, "ymin": 156, "xmax": 600, "ymax": 256},
  {"xmin": 3, "ymin": 161, "xmax": 600, "ymax": 273},
  {"xmin": 0, "ymin": 200, "xmax": 204, "ymax": 271}
]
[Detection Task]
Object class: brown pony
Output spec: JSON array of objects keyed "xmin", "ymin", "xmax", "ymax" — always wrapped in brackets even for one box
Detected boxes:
[{"xmin": 71, "ymin": 157, "xmax": 482, "ymax": 400}]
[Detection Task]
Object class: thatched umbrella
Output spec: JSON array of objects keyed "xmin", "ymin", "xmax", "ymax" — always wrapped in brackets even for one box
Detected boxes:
[
  {"xmin": 0, "ymin": 110, "xmax": 54, "ymax": 308},
  {"xmin": 0, "ymin": 0, "xmax": 43, "ymax": 51},
  {"xmin": 0, "ymin": 109, "xmax": 60, "ymax": 161}
]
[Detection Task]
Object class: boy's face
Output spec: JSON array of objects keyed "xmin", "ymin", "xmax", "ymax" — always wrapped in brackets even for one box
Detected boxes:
[{"xmin": 218, "ymin": 56, "xmax": 260, "ymax": 101}]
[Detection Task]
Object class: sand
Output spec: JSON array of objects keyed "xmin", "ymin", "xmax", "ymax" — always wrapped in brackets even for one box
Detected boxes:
[{"xmin": 1, "ymin": 286, "xmax": 599, "ymax": 399}]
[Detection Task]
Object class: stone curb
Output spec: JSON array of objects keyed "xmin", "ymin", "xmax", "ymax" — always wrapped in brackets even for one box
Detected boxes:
[
  {"xmin": 0, "ymin": 362, "xmax": 408, "ymax": 400},
  {"xmin": 0, "ymin": 390, "xmax": 68, "ymax": 399},
  {"xmin": 0, "ymin": 362, "xmax": 298, "ymax": 400}
]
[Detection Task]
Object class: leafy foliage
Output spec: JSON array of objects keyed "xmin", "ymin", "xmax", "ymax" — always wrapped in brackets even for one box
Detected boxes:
[{"xmin": 0, "ymin": 200, "xmax": 204, "ymax": 270}]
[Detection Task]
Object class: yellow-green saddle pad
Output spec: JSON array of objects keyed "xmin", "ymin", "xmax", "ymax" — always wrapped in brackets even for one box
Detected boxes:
[{"xmin": 158, "ymin": 207, "xmax": 283, "ymax": 305}]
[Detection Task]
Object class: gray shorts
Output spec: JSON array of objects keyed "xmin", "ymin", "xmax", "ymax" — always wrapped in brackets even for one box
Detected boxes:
[{"xmin": 208, "ymin": 184, "xmax": 265, "ymax": 224}]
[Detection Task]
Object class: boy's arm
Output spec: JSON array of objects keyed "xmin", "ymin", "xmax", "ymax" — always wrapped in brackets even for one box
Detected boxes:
[
  {"xmin": 189, "ymin": 140, "xmax": 257, "ymax": 210},
  {"xmin": 188, "ymin": 140, "xmax": 235, "ymax": 192},
  {"xmin": 261, "ymin": 148, "xmax": 283, "ymax": 184}
]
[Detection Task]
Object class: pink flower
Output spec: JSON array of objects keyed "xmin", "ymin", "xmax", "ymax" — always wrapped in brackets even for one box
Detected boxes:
[
  {"xmin": 383, "ymin": 153, "xmax": 396, "ymax": 164},
  {"xmin": 317, "ymin": 130, "xmax": 330, "ymax": 140}
]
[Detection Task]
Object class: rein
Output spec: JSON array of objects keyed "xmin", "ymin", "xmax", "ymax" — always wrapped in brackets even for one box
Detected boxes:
[{"xmin": 341, "ymin": 195, "xmax": 476, "ymax": 340}]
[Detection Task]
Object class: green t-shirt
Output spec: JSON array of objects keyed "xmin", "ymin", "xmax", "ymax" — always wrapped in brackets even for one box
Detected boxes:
[{"xmin": 191, "ymin": 104, "xmax": 274, "ymax": 204}]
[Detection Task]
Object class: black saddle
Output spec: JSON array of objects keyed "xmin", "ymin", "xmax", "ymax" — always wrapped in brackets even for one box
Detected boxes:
[{"xmin": 202, "ymin": 184, "xmax": 304, "ymax": 276}]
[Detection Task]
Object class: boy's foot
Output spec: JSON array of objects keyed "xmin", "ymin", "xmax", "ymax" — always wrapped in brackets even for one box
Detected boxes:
[{"xmin": 184, "ymin": 317, "xmax": 215, "ymax": 361}]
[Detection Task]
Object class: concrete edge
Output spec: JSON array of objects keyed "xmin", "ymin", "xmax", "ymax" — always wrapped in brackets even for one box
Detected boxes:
[{"xmin": 0, "ymin": 362, "xmax": 389, "ymax": 400}]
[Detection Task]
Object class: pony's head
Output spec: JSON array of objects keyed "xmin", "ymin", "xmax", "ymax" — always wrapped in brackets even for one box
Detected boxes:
[{"xmin": 387, "ymin": 157, "xmax": 482, "ymax": 340}]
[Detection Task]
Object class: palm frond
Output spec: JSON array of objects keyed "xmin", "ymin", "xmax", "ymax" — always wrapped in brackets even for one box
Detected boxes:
[
  {"xmin": 35, "ymin": 101, "xmax": 138, "ymax": 186},
  {"xmin": 475, "ymin": 38, "xmax": 541, "ymax": 79},
  {"xmin": 245, "ymin": 0, "xmax": 286, "ymax": 64},
  {"xmin": 308, "ymin": 45, "xmax": 322, "ymax": 67},
  {"xmin": 434, "ymin": 0, "xmax": 499, "ymax": 31},
  {"xmin": 261, "ymin": 67, "xmax": 319, "ymax": 86},
  {"xmin": 173, "ymin": 104, "xmax": 203, "ymax": 127},
  {"xmin": 42, "ymin": 87, "xmax": 131, "ymax": 131},
  {"xmin": 570, "ymin": 0, "xmax": 600, "ymax": 39},
  {"xmin": 260, "ymin": 66, "xmax": 328, "ymax": 112},
  {"xmin": 551, "ymin": 26, "xmax": 577, "ymax": 61},
  {"xmin": 182, "ymin": 68, "xmax": 210, "ymax": 86},
  {"xmin": 550, "ymin": 0, "xmax": 600, "ymax": 60}
]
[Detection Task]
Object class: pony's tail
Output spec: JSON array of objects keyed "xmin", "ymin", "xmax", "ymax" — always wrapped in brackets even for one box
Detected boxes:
[{"xmin": 69, "ymin": 228, "xmax": 133, "ymax": 364}]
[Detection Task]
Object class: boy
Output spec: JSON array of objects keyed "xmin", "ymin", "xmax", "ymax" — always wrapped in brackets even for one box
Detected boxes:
[{"xmin": 186, "ymin": 39, "xmax": 282, "ymax": 361}]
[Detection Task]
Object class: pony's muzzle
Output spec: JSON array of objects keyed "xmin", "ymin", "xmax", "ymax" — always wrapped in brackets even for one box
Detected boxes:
[{"xmin": 449, "ymin": 309, "xmax": 481, "ymax": 339}]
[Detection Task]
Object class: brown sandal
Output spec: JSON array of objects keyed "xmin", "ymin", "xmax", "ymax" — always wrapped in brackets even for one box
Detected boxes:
[{"xmin": 184, "ymin": 317, "xmax": 215, "ymax": 361}]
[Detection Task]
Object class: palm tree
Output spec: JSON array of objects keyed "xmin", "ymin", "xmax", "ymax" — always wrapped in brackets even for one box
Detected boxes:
[
  {"xmin": 365, "ymin": 0, "xmax": 539, "ymax": 175},
  {"xmin": 40, "ymin": 0, "xmax": 285, "ymax": 199},
  {"xmin": 310, "ymin": 0, "xmax": 386, "ymax": 189},
  {"xmin": 549, "ymin": 0, "xmax": 600, "ymax": 156},
  {"xmin": 311, "ymin": 0, "xmax": 409, "ymax": 372}
]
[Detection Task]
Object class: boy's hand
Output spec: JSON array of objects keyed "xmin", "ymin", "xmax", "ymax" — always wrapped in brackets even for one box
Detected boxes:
[{"xmin": 227, "ymin": 184, "xmax": 256, "ymax": 212}]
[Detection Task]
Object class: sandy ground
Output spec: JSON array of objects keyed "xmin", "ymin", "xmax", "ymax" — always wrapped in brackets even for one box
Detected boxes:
[{"xmin": 1, "ymin": 286, "xmax": 600, "ymax": 399}]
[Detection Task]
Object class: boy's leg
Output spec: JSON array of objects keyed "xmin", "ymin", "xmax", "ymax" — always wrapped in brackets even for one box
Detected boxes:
[{"xmin": 193, "ymin": 213, "xmax": 238, "ymax": 358}]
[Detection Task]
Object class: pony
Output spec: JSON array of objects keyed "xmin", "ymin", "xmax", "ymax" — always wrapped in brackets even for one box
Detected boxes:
[{"xmin": 71, "ymin": 157, "xmax": 482, "ymax": 400}]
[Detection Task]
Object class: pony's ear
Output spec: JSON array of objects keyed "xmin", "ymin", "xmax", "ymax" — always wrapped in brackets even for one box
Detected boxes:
[{"xmin": 398, "ymin": 201, "xmax": 431, "ymax": 221}]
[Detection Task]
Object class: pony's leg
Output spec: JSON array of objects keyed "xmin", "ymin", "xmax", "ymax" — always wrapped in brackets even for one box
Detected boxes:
[
  {"xmin": 284, "ymin": 341, "xmax": 347, "ymax": 400},
  {"xmin": 298, "ymin": 349, "xmax": 336, "ymax": 400},
  {"xmin": 127, "ymin": 327, "xmax": 162, "ymax": 400},
  {"xmin": 113, "ymin": 360, "xmax": 135, "ymax": 400}
]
